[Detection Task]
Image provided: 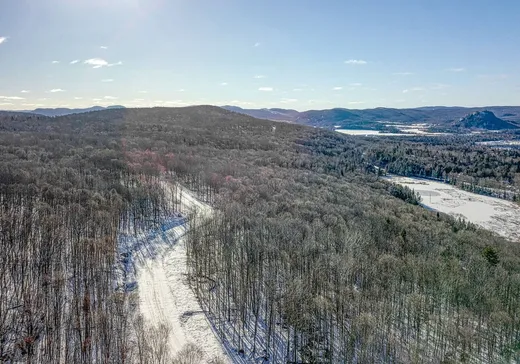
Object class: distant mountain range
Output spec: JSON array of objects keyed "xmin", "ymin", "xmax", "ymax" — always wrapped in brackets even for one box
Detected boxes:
[
  {"xmin": 22, "ymin": 105, "xmax": 126, "ymax": 117},
  {"xmin": 221, "ymin": 105, "xmax": 520, "ymax": 131}
]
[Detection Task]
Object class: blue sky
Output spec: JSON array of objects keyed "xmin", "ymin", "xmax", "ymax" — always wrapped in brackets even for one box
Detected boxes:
[{"xmin": 1, "ymin": 0, "xmax": 519, "ymax": 111}]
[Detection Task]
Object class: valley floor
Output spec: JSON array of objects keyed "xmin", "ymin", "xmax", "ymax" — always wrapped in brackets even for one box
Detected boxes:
[{"xmin": 386, "ymin": 175, "xmax": 520, "ymax": 241}]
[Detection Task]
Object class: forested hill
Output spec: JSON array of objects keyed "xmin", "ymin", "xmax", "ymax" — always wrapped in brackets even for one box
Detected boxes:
[
  {"xmin": 1, "ymin": 106, "xmax": 520, "ymax": 363},
  {"xmin": 453, "ymin": 110, "xmax": 519, "ymax": 130},
  {"xmin": 222, "ymin": 105, "xmax": 520, "ymax": 130}
]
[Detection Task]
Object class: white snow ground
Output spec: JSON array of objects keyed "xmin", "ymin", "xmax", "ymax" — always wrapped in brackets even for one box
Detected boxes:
[
  {"xmin": 387, "ymin": 175, "xmax": 520, "ymax": 241},
  {"xmin": 133, "ymin": 183, "xmax": 230, "ymax": 362}
]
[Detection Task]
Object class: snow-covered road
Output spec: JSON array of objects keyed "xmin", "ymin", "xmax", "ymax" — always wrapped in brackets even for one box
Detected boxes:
[{"xmin": 135, "ymin": 183, "xmax": 229, "ymax": 362}]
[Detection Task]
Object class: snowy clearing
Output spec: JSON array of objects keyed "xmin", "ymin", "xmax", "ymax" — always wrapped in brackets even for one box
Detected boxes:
[
  {"xmin": 132, "ymin": 183, "xmax": 230, "ymax": 362},
  {"xmin": 386, "ymin": 175, "xmax": 520, "ymax": 241}
]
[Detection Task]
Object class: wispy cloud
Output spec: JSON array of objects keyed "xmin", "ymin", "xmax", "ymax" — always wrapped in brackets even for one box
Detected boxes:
[
  {"xmin": 0, "ymin": 96, "xmax": 25, "ymax": 100},
  {"xmin": 133, "ymin": 98, "xmax": 145, "ymax": 102},
  {"xmin": 52, "ymin": 60, "xmax": 60, "ymax": 64},
  {"xmin": 402, "ymin": 87, "xmax": 425, "ymax": 93},
  {"xmin": 178, "ymin": 89, "xmax": 185, "ymax": 92},
  {"xmin": 22, "ymin": 103, "xmax": 44, "ymax": 107},
  {"xmin": 280, "ymin": 98, "xmax": 298, "ymax": 104},
  {"xmin": 70, "ymin": 60, "xmax": 80, "ymax": 64},
  {"xmin": 345, "ymin": 59, "xmax": 367, "ymax": 65},
  {"xmin": 102, "ymin": 79, "xmax": 114, "ymax": 82},
  {"xmin": 258, "ymin": 87, "xmax": 273, "ymax": 91},
  {"xmin": 50, "ymin": 89, "xmax": 65, "ymax": 93},
  {"xmin": 93, "ymin": 98, "xmax": 102, "ymax": 102},
  {"xmin": 254, "ymin": 42, "xmax": 260, "ymax": 47},
  {"xmin": 447, "ymin": 67, "xmax": 465, "ymax": 72},
  {"xmin": 333, "ymin": 86, "xmax": 343, "ymax": 90},
  {"xmin": 350, "ymin": 83, "xmax": 362, "ymax": 87},
  {"xmin": 0, "ymin": 37, "xmax": 7, "ymax": 45},
  {"xmin": 84, "ymin": 58, "xmax": 122, "ymax": 68},
  {"xmin": 0, "ymin": 103, "xmax": 13, "ymax": 106},
  {"xmin": 164, "ymin": 100, "xmax": 186, "ymax": 105},
  {"xmin": 253, "ymin": 75, "xmax": 266, "ymax": 79},
  {"xmin": 431, "ymin": 83, "xmax": 451, "ymax": 90},
  {"xmin": 139, "ymin": 90, "xmax": 148, "ymax": 94},
  {"xmin": 293, "ymin": 88, "xmax": 303, "ymax": 92},
  {"xmin": 348, "ymin": 101, "xmax": 366, "ymax": 105},
  {"xmin": 74, "ymin": 97, "xmax": 83, "ymax": 100},
  {"xmin": 21, "ymin": 90, "xmax": 30, "ymax": 93},
  {"xmin": 100, "ymin": 46, "xmax": 108, "ymax": 49},
  {"xmin": 393, "ymin": 72, "xmax": 414, "ymax": 76},
  {"xmin": 220, "ymin": 82, "xmax": 228, "ymax": 86},
  {"xmin": 104, "ymin": 96, "xmax": 118, "ymax": 100},
  {"xmin": 477, "ymin": 74, "xmax": 509, "ymax": 80}
]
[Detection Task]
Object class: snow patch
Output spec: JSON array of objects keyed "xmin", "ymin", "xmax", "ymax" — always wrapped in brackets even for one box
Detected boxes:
[{"xmin": 387, "ymin": 175, "xmax": 520, "ymax": 241}]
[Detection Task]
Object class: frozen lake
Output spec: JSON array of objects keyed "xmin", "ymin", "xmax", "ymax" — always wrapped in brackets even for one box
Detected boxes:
[{"xmin": 386, "ymin": 175, "xmax": 520, "ymax": 241}]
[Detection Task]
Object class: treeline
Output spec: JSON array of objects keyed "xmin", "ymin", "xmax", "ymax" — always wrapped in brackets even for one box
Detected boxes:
[{"xmin": 1, "ymin": 107, "xmax": 520, "ymax": 363}]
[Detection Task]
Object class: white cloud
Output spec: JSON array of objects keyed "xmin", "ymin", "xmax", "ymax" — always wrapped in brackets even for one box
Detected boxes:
[
  {"xmin": 38, "ymin": 98, "xmax": 48, "ymax": 101},
  {"xmin": 345, "ymin": 59, "xmax": 367, "ymax": 65},
  {"xmin": 293, "ymin": 88, "xmax": 303, "ymax": 92},
  {"xmin": 70, "ymin": 60, "xmax": 80, "ymax": 64},
  {"xmin": 85, "ymin": 58, "xmax": 108, "ymax": 68},
  {"xmin": 348, "ymin": 101, "xmax": 366, "ymax": 105},
  {"xmin": 431, "ymin": 83, "xmax": 451, "ymax": 90},
  {"xmin": 139, "ymin": 90, "xmax": 148, "ymax": 93},
  {"xmin": 50, "ymin": 89, "xmax": 65, "ymax": 93},
  {"xmin": 280, "ymin": 98, "xmax": 298, "ymax": 104},
  {"xmin": 0, "ymin": 37, "xmax": 7, "ymax": 45},
  {"xmin": 253, "ymin": 75, "xmax": 266, "ymax": 79},
  {"xmin": 100, "ymin": 46, "xmax": 108, "ymax": 49},
  {"xmin": 74, "ymin": 97, "xmax": 83, "ymax": 100},
  {"xmin": 220, "ymin": 82, "xmax": 228, "ymax": 86},
  {"xmin": 52, "ymin": 60, "xmax": 60, "ymax": 64},
  {"xmin": 84, "ymin": 58, "xmax": 122, "ymax": 68},
  {"xmin": 93, "ymin": 98, "xmax": 102, "ymax": 102},
  {"xmin": 477, "ymin": 74, "xmax": 508, "ymax": 80},
  {"xmin": 403, "ymin": 87, "xmax": 424, "ymax": 93},
  {"xmin": 0, "ymin": 96, "xmax": 25, "ymax": 100},
  {"xmin": 254, "ymin": 42, "xmax": 260, "ymax": 47},
  {"xmin": 0, "ymin": 103, "xmax": 13, "ymax": 106},
  {"xmin": 22, "ymin": 103, "xmax": 44, "ymax": 107},
  {"xmin": 447, "ymin": 67, "xmax": 465, "ymax": 72},
  {"xmin": 178, "ymin": 89, "xmax": 185, "ymax": 92},
  {"xmin": 21, "ymin": 90, "xmax": 30, "ymax": 93},
  {"xmin": 102, "ymin": 79, "xmax": 114, "ymax": 82},
  {"xmin": 333, "ymin": 86, "xmax": 343, "ymax": 90},
  {"xmin": 104, "ymin": 96, "xmax": 118, "ymax": 100},
  {"xmin": 393, "ymin": 72, "xmax": 414, "ymax": 76},
  {"xmin": 133, "ymin": 98, "xmax": 145, "ymax": 102},
  {"xmin": 258, "ymin": 87, "xmax": 273, "ymax": 91},
  {"xmin": 350, "ymin": 83, "xmax": 362, "ymax": 87}
]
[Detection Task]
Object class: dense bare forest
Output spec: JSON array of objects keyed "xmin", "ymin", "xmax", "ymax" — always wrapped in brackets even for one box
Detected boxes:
[{"xmin": 1, "ymin": 107, "xmax": 519, "ymax": 363}]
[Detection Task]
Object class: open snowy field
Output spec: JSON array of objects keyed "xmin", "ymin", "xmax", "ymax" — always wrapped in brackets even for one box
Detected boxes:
[
  {"xmin": 128, "ymin": 183, "xmax": 230, "ymax": 362},
  {"xmin": 386, "ymin": 175, "xmax": 520, "ymax": 241}
]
